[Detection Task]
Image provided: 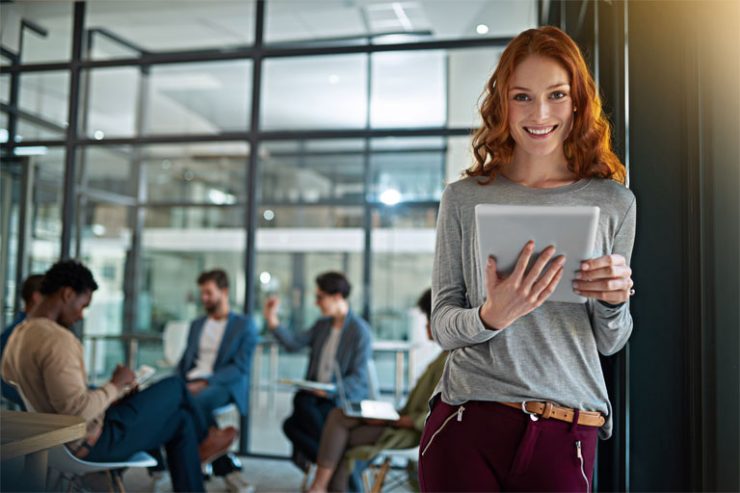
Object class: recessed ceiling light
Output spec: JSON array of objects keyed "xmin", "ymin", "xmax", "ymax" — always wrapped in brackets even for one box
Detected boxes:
[
  {"xmin": 260, "ymin": 272, "xmax": 271, "ymax": 284},
  {"xmin": 476, "ymin": 24, "xmax": 489, "ymax": 35},
  {"xmin": 263, "ymin": 209, "xmax": 275, "ymax": 221},
  {"xmin": 379, "ymin": 189, "xmax": 401, "ymax": 206},
  {"xmin": 94, "ymin": 130, "xmax": 105, "ymax": 140}
]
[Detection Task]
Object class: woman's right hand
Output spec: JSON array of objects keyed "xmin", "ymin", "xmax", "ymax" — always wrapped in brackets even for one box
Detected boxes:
[
  {"xmin": 263, "ymin": 296, "xmax": 280, "ymax": 330},
  {"xmin": 479, "ymin": 240, "xmax": 565, "ymax": 330}
]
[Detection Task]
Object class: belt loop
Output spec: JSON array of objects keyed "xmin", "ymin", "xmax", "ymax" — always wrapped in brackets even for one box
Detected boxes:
[
  {"xmin": 570, "ymin": 409, "xmax": 581, "ymax": 432},
  {"xmin": 542, "ymin": 402, "xmax": 554, "ymax": 420}
]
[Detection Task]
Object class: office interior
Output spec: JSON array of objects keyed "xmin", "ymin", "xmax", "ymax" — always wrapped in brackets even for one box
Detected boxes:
[{"xmin": 0, "ymin": 0, "xmax": 738, "ymax": 491}]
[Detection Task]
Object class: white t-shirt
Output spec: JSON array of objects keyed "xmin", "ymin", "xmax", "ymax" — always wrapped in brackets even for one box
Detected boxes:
[
  {"xmin": 316, "ymin": 327, "xmax": 342, "ymax": 383},
  {"xmin": 187, "ymin": 317, "xmax": 228, "ymax": 380}
]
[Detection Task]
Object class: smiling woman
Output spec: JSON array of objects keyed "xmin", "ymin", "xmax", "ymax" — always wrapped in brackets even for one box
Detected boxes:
[
  {"xmin": 418, "ymin": 26, "xmax": 636, "ymax": 492},
  {"xmin": 468, "ymin": 26, "xmax": 625, "ymax": 186}
]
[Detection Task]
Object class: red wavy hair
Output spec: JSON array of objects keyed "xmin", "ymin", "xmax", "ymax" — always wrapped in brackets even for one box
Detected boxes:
[{"xmin": 467, "ymin": 26, "xmax": 626, "ymax": 184}]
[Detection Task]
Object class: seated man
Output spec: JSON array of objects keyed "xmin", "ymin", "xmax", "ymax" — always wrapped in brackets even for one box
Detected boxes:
[
  {"xmin": 308, "ymin": 289, "xmax": 447, "ymax": 493},
  {"xmin": 263, "ymin": 271, "xmax": 373, "ymax": 471},
  {"xmin": 177, "ymin": 269, "xmax": 258, "ymax": 480},
  {"xmin": 1, "ymin": 273, "xmax": 43, "ymax": 407},
  {"xmin": 1, "ymin": 260, "xmax": 236, "ymax": 493}
]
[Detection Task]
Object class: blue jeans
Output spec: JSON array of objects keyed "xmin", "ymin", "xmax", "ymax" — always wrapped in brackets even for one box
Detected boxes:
[
  {"xmin": 191, "ymin": 382, "xmax": 232, "ymax": 426},
  {"xmin": 87, "ymin": 376, "xmax": 208, "ymax": 492}
]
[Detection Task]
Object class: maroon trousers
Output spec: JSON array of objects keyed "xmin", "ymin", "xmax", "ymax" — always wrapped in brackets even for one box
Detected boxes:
[{"xmin": 418, "ymin": 400, "xmax": 598, "ymax": 492}]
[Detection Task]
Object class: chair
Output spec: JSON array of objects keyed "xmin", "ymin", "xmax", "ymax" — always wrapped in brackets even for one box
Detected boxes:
[
  {"xmin": 10, "ymin": 381, "xmax": 157, "ymax": 492},
  {"xmin": 161, "ymin": 320, "xmax": 191, "ymax": 367},
  {"xmin": 363, "ymin": 446, "xmax": 420, "ymax": 493}
]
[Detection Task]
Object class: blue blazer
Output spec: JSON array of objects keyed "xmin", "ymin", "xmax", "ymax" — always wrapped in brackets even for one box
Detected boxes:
[
  {"xmin": 272, "ymin": 309, "xmax": 373, "ymax": 402},
  {"xmin": 177, "ymin": 312, "xmax": 259, "ymax": 415}
]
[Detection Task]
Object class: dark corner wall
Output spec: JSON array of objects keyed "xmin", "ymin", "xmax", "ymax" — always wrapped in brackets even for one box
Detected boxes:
[
  {"xmin": 628, "ymin": 1, "xmax": 740, "ymax": 492},
  {"xmin": 545, "ymin": 0, "xmax": 740, "ymax": 490}
]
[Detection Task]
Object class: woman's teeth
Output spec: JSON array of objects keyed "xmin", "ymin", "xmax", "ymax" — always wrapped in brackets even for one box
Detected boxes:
[{"xmin": 525, "ymin": 126, "xmax": 556, "ymax": 135}]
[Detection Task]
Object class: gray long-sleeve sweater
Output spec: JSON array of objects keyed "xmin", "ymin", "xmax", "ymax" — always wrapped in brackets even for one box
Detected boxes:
[{"xmin": 431, "ymin": 174, "xmax": 636, "ymax": 439}]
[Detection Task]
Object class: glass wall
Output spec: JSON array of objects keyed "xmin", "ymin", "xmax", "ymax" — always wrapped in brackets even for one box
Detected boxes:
[{"xmin": 0, "ymin": 0, "xmax": 533, "ymax": 456}]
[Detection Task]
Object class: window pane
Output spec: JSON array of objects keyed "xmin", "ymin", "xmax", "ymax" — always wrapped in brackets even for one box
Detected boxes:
[
  {"xmin": 0, "ymin": 2, "xmax": 73, "ymax": 63},
  {"xmin": 369, "ymin": 137, "xmax": 445, "ymax": 203},
  {"xmin": 371, "ymin": 205, "xmax": 437, "ymax": 341},
  {"xmin": 17, "ymin": 71, "xmax": 69, "ymax": 140},
  {"xmin": 78, "ymin": 201, "xmax": 132, "ymax": 337},
  {"xmin": 260, "ymin": 141, "xmax": 365, "ymax": 204},
  {"xmin": 448, "ymin": 47, "xmax": 504, "ymax": 128},
  {"xmin": 261, "ymin": 55, "xmax": 368, "ymax": 130},
  {"xmin": 83, "ymin": 61, "xmax": 252, "ymax": 138},
  {"xmin": 371, "ymin": 51, "xmax": 446, "ymax": 128},
  {"xmin": 85, "ymin": 1, "xmax": 255, "ymax": 59},
  {"xmin": 142, "ymin": 142, "xmax": 249, "ymax": 203},
  {"xmin": 27, "ymin": 148, "xmax": 65, "ymax": 272},
  {"xmin": 266, "ymin": 0, "xmax": 535, "ymax": 45},
  {"xmin": 78, "ymin": 146, "xmax": 137, "ymax": 197},
  {"xmin": 144, "ymin": 205, "xmax": 245, "ymax": 229}
]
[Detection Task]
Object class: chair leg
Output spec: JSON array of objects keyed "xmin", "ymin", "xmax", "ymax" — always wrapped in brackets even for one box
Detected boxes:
[
  {"xmin": 113, "ymin": 470, "xmax": 126, "ymax": 493},
  {"xmin": 362, "ymin": 468, "xmax": 372, "ymax": 493},
  {"xmin": 300, "ymin": 463, "xmax": 314, "ymax": 492},
  {"xmin": 370, "ymin": 458, "xmax": 391, "ymax": 493}
]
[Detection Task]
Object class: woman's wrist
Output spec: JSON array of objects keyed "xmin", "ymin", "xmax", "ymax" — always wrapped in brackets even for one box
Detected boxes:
[{"xmin": 479, "ymin": 304, "xmax": 506, "ymax": 331}]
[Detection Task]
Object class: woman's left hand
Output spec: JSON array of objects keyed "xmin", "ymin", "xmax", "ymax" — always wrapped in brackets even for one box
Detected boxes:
[{"xmin": 573, "ymin": 254, "xmax": 634, "ymax": 304}]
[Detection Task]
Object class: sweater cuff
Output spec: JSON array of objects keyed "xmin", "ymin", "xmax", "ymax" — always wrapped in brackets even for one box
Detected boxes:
[{"xmin": 102, "ymin": 381, "xmax": 124, "ymax": 403}]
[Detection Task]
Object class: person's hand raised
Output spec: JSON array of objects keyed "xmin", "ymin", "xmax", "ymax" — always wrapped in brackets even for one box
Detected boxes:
[
  {"xmin": 479, "ymin": 241, "xmax": 565, "ymax": 330},
  {"xmin": 263, "ymin": 295, "xmax": 281, "ymax": 330}
]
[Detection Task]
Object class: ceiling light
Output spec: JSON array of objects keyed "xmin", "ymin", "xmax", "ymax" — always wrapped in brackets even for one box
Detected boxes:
[
  {"xmin": 94, "ymin": 130, "xmax": 105, "ymax": 140},
  {"xmin": 14, "ymin": 146, "xmax": 48, "ymax": 156},
  {"xmin": 260, "ymin": 272, "xmax": 271, "ymax": 284},
  {"xmin": 476, "ymin": 24, "xmax": 489, "ymax": 35},
  {"xmin": 263, "ymin": 209, "xmax": 275, "ymax": 221},
  {"xmin": 379, "ymin": 189, "xmax": 402, "ymax": 206}
]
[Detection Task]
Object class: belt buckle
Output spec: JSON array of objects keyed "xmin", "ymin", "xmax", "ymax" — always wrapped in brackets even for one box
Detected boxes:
[{"xmin": 521, "ymin": 401, "xmax": 539, "ymax": 421}]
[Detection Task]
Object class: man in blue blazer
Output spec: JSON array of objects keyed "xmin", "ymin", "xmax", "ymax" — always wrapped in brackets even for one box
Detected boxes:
[
  {"xmin": 178, "ymin": 269, "xmax": 258, "ymax": 479},
  {"xmin": 263, "ymin": 271, "xmax": 373, "ymax": 472}
]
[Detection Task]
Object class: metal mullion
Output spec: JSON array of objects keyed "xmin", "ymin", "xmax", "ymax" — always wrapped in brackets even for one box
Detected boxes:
[
  {"xmin": 60, "ymin": 2, "xmax": 85, "ymax": 260},
  {"xmin": 1, "ymin": 34, "xmax": 513, "ymax": 75},
  {"xmin": 241, "ymin": 0, "xmax": 265, "ymax": 457}
]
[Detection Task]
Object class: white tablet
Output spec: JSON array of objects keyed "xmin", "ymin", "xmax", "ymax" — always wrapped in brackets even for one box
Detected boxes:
[{"xmin": 475, "ymin": 204, "xmax": 600, "ymax": 303}]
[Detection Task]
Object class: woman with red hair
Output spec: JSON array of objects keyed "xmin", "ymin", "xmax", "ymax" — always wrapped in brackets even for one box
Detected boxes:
[{"xmin": 419, "ymin": 26, "xmax": 635, "ymax": 491}]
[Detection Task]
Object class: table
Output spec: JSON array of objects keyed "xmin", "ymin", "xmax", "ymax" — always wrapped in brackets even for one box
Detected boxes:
[{"xmin": 1, "ymin": 411, "xmax": 86, "ymax": 491}]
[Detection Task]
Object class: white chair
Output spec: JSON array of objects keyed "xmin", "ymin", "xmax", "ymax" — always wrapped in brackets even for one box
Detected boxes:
[
  {"xmin": 161, "ymin": 320, "xmax": 191, "ymax": 367},
  {"xmin": 11, "ymin": 381, "xmax": 157, "ymax": 492},
  {"xmin": 363, "ymin": 446, "xmax": 420, "ymax": 493}
]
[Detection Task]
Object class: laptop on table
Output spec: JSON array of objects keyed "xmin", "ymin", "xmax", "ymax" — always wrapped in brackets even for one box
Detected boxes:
[{"xmin": 334, "ymin": 365, "xmax": 400, "ymax": 422}]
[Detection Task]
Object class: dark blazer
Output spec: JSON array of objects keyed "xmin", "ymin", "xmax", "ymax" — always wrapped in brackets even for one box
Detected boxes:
[
  {"xmin": 272, "ymin": 309, "xmax": 373, "ymax": 402},
  {"xmin": 177, "ymin": 312, "xmax": 259, "ymax": 415}
]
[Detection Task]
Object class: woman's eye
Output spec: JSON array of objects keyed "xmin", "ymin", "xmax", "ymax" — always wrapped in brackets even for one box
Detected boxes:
[
  {"xmin": 550, "ymin": 91, "xmax": 567, "ymax": 99},
  {"xmin": 513, "ymin": 93, "xmax": 530, "ymax": 102}
]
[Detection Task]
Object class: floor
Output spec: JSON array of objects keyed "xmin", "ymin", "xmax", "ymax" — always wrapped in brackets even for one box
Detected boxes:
[{"xmin": 120, "ymin": 455, "xmax": 416, "ymax": 493}]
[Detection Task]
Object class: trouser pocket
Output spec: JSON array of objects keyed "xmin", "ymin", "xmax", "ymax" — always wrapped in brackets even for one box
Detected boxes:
[{"xmin": 420, "ymin": 405, "xmax": 465, "ymax": 457}]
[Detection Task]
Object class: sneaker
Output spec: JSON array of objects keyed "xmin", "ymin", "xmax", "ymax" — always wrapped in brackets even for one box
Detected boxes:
[
  {"xmin": 199, "ymin": 426, "xmax": 237, "ymax": 464},
  {"xmin": 223, "ymin": 471, "xmax": 255, "ymax": 493}
]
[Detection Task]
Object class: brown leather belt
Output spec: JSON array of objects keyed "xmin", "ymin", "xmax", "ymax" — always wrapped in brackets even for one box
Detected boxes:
[{"xmin": 500, "ymin": 401, "xmax": 605, "ymax": 428}]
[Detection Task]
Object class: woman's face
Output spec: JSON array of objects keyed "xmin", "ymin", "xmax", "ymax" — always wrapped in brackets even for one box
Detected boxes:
[{"xmin": 507, "ymin": 55, "xmax": 574, "ymax": 159}]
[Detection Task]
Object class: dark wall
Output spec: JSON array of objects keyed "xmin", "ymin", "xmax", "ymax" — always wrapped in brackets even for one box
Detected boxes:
[{"xmin": 628, "ymin": 1, "xmax": 739, "ymax": 491}]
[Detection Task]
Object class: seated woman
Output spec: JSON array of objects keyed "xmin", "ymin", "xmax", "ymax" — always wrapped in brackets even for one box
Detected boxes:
[
  {"xmin": 264, "ymin": 271, "xmax": 373, "ymax": 471},
  {"xmin": 307, "ymin": 289, "xmax": 446, "ymax": 493}
]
